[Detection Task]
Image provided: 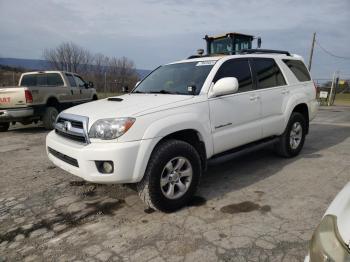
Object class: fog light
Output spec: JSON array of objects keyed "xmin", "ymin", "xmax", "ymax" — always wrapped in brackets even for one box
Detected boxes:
[{"xmin": 96, "ymin": 161, "xmax": 114, "ymax": 174}]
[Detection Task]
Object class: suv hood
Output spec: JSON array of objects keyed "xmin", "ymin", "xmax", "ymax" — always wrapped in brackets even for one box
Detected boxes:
[
  {"xmin": 325, "ymin": 181, "xmax": 350, "ymax": 248},
  {"xmin": 63, "ymin": 94, "xmax": 194, "ymax": 125}
]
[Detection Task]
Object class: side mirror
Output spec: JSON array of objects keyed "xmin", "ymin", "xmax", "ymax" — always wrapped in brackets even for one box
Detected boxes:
[
  {"xmin": 88, "ymin": 81, "xmax": 94, "ymax": 88},
  {"xmin": 209, "ymin": 77, "xmax": 239, "ymax": 98},
  {"xmin": 257, "ymin": 37, "xmax": 262, "ymax": 48},
  {"xmin": 135, "ymin": 81, "xmax": 141, "ymax": 88},
  {"xmin": 122, "ymin": 86, "xmax": 129, "ymax": 93}
]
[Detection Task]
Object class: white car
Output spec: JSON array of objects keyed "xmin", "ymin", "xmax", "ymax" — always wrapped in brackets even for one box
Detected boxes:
[
  {"xmin": 305, "ymin": 182, "xmax": 350, "ymax": 261},
  {"xmin": 46, "ymin": 50, "xmax": 318, "ymax": 212}
]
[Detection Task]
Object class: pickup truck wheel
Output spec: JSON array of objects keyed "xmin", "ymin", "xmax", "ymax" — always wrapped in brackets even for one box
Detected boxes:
[
  {"xmin": 0, "ymin": 122, "xmax": 10, "ymax": 132},
  {"xmin": 137, "ymin": 139, "xmax": 202, "ymax": 212},
  {"xmin": 43, "ymin": 107, "xmax": 58, "ymax": 130},
  {"xmin": 274, "ymin": 112, "xmax": 306, "ymax": 158}
]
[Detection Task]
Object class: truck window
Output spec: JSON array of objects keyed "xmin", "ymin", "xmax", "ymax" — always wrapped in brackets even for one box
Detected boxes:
[
  {"xmin": 37, "ymin": 74, "xmax": 47, "ymax": 86},
  {"xmin": 213, "ymin": 59, "xmax": 253, "ymax": 93},
  {"xmin": 282, "ymin": 59, "xmax": 311, "ymax": 82},
  {"xmin": 73, "ymin": 75, "xmax": 86, "ymax": 88},
  {"xmin": 66, "ymin": 74, "xmax": 77, "ymax": 87},
  {"xmin": 252, "ymin": 58, "xmax": 286, "ymax": 89},
  {"xmin": 47, "ymin": 73, "xmax": 64, "ymax": 86},
  {"xmin": 20, "ymin": 75, "xmax": 36, "ymax": 86}
]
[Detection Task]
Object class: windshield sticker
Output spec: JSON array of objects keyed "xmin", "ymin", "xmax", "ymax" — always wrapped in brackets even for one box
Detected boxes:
[{"xmin": 196, "ymin": 61, "xmax": 216, "ymax": 66}]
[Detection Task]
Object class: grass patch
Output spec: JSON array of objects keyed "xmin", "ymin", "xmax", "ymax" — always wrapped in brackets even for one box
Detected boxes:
[{"xmin": 334, "ymin": 93, "xmax": 350, "ymax": 106}]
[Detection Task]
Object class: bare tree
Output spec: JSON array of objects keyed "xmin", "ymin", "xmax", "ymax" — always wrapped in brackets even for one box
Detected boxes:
[{"xmin": 43, "ymin": 42, "xmax": 93, "ymax": 74}]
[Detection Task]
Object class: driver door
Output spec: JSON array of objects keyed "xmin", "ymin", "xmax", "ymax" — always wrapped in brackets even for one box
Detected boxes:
[{"xmin": 208, "ymin": 58, "xmax": 262, "ymax": 154}]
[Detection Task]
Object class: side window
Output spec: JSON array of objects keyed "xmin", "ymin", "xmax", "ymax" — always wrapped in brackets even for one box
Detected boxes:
[
  {"xmin": 282, "ymin": 59, "xmax": 311, "ymax": 82},
  {"xmin": 66, "ymin": 74, "xmax": 77, "ymax": 87},
  {"xmin": 253, "ymin": 58, "xmax": 286, "ymax": 89},
  {"xmin": 73, "ymin": 75, "xmax": 86, "ymax": 88},
  {"xmin": 213, "ymin": 59, "xmax": 253, "ymax": 93},
  {"xmin": 47, "ymin": 73, "xmax": 64, "ymax": 86}
]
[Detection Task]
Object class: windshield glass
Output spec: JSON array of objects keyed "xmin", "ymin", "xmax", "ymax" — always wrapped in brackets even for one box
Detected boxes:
[{"xmin": 133, "ymin": 61, "xmax": 215, "ymax": 95}]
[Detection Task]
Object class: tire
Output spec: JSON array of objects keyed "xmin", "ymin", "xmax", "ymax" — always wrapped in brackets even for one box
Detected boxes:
[
  {"xmin": 274, "ymin": 112, "xmax": 306, "ymax": 158},
  {"xmin": 137, "ymin": 139, "xmax": 202, "ymax": 212},
  {"xmin": 42, "ymin": 107, "xmax": 58, "ymax": 130},
  {"xmin": 92, "ymin": 95, "xmax": 98, "ymax": 101},
  {"xmin": 0, "ymin": 122, "xmax": 10, "ymax": 132}
]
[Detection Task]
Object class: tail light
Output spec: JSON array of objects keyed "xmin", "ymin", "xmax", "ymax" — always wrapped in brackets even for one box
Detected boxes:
[{"xmin": 25, "ymin": 90, "xmax": 33, "ymax": 103}]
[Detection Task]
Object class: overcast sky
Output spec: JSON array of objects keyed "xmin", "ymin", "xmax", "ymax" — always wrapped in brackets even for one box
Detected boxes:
[{"xmin": 0, "ymin": 0, "xmax": 349, "ymax": 79}]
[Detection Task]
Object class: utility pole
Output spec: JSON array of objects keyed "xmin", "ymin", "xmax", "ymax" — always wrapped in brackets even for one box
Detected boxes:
[
  {"xmin": 104, "ymin": 71, "xmax": 107, "ymax": 98},
  {"xmin": 328, "ymin": 71, "xmax": 337, "ymax": 106},
  {"xmin": 308, "ymin": 32, "xmax": 316, "ymax": 71}
]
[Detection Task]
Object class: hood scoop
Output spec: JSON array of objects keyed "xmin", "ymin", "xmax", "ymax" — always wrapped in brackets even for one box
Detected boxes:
[{"xmin": 107, "ymin": 97, "xmax": 123, "ymax": 102}]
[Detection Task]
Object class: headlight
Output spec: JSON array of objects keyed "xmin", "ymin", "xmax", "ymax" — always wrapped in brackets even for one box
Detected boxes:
[
  {"xmin": 88, "ymin": 118, "xmax": 135, "ymax": 140},
  {"xmin": 310, "ymin": 214, "xmax": 350, "ymax": 262}
]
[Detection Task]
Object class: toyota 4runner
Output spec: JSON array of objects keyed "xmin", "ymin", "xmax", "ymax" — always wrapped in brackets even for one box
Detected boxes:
[{"xmin": 46, "ymin": 51, "xmax": 318, "ymax": 212}]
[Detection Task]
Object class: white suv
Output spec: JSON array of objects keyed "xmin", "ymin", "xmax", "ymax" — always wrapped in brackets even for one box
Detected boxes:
[{"xmin": 46, "ymin": 51, "xmax": 318, "ymax": 212}]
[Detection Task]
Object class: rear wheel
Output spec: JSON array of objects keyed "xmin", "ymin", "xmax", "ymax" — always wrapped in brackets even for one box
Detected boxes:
[
  {"xmin": 43, "ymin": 107, "xmax": 58, "ymax": 130},
  {"xmin": 137, "ymin": 139, "xmax": 202, "ymax": 212},
  {"xmin": 274, "ymin": 112, "xmax": 306, "ymax": 157},
  {"xmin": 0, "ymin": 122, "xmax": 10, "ymax": 132}
]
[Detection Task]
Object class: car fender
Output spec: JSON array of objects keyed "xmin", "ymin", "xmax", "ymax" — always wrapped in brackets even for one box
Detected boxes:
[
  {"xmin": 283, "ymin": 93, "xmax": 309, "ymax": 130},
  {"xmin": 131, "ymin": 113, "xmax": 213, "ymax": 182}
]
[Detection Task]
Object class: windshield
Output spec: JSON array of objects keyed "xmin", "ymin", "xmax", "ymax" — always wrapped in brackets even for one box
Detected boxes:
[
  {"xmin": 210, "ymin": 38, "xmax": 233, "ymax": 54},
  {"xmin": 133, "ymin": 61, "xmax": 215, "ymax": 95}
]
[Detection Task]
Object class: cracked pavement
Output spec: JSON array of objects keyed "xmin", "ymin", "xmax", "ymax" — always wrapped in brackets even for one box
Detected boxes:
[{"xmin": 0, "ymin": 106, "xmax": 349, "ymax": 261}]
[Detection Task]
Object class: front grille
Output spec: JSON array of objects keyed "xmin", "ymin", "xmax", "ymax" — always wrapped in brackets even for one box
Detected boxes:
[
  {"xmin": 55, "ymin": 129, "xmax": 86, "ymax": 143},
  {"xmin": 48, "ymin": 147, "xmax": 79, "ymax": 167},
  {"xmin": 54, "ymin": 113, "xmax": 89, "ymax": 144},
  {"xmin": 57, "ymin": 117, "xmax": 83, "ymax": 129}
]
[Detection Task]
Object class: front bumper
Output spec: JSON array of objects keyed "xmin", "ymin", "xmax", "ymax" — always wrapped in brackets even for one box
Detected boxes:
[
  {"xmin": 0, "ymin": 107, "xmax": 34, "ymax": 122},
  {"xmin": 46, "ymin": 131, "xmax": 150, "ymax": 184}
]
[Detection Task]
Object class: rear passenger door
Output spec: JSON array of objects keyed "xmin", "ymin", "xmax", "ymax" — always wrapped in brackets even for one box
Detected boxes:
[
  {"xmin": 73, "ymin": 75, "xmax": 92, "ymax": 101},
  {"xmin": 251, "ymin": 58, "xmax": 288, "ymax": 137},
  {"xmin": 209, "ymin": 58, "xmax": 262, "ymax": 154},
  {"xmin": 65, "ymin": 73, "xmax": 80, "ymax": 103}
]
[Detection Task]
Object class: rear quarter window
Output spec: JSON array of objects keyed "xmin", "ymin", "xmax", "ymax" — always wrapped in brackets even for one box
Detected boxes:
[
  {"xmin": 282, "ymin": 59, "xmax": 311, "ymax": 82},
  {"xmin": 252, "ymin": 58, "xmax": 286, "ymax": 89}
]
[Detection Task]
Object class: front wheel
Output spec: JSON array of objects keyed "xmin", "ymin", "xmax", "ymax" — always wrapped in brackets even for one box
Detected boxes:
[
  {"xmin": 274, "ymin": 112, "xmax": 306, "ymax": 158},
  {"xmin": 137, "ymin": 139, "xmax": 202, "ymax": 212},
  {"xmin": 42, "ymin": 107, "xmax": 58, "ymax": 130},
  {"xmin": 0, "ymin": 122, "xmax": 10, "ymax": 132}
]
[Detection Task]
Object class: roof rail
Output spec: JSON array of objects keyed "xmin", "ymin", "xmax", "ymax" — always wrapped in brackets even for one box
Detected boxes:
[{"xmin": 238, "ymin": 49, "xmax": 291, "ymax": 56}]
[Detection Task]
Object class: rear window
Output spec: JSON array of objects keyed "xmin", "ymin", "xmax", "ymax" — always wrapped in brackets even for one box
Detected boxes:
[
  {"xmin": 20, "ymin": 75, "xmax": 36, "ymax": 86},
  {"xmin": 252, "ymin": 58, "xmax": 286, "ymax": 89},
  {"xmin": 20, "ymin": 73, "xmax": 64, "ymax": 87},
  {"xmin": 282, "ymin": 59, "xmax": 311, "ymax": 82}
]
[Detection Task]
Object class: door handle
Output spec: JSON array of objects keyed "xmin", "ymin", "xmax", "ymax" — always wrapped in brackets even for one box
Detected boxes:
[
  {"xmin": 250, "ymin": 95, "xmax": 259, "ymax": 101},
  {"xmin": 282, "ymin": 89, "xmax": 290, "ymax": 95}
]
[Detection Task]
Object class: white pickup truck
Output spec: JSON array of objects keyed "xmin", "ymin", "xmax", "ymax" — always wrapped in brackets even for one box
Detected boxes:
[
  {"xmin": 46, "ymin": 51, "xmax": 318, "ymax": 212},
  {"xmin": 0, "ymin": 71, "xmax": 97, "ymax": 131}
]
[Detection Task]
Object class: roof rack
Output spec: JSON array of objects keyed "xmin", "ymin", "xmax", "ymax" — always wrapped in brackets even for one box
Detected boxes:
[{"xmin": 238, "ymin": 49, "xmax": 291, "ymax": 56}]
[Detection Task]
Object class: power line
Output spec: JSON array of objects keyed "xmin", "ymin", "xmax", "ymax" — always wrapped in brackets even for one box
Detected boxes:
[{"xmin": 315, "ymin": 40, "xmax": 350, "ymax": 60}]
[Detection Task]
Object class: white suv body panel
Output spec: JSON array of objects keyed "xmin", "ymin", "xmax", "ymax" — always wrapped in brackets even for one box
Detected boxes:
[{"xmin": 46, "ymin": 54, "xmax": 318, "ymax": 184}]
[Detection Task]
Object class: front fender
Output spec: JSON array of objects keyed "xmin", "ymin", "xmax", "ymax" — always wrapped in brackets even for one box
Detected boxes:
[{"xmin": 131, "ymin": 113, "xmax": 213, "ymax": 182}]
